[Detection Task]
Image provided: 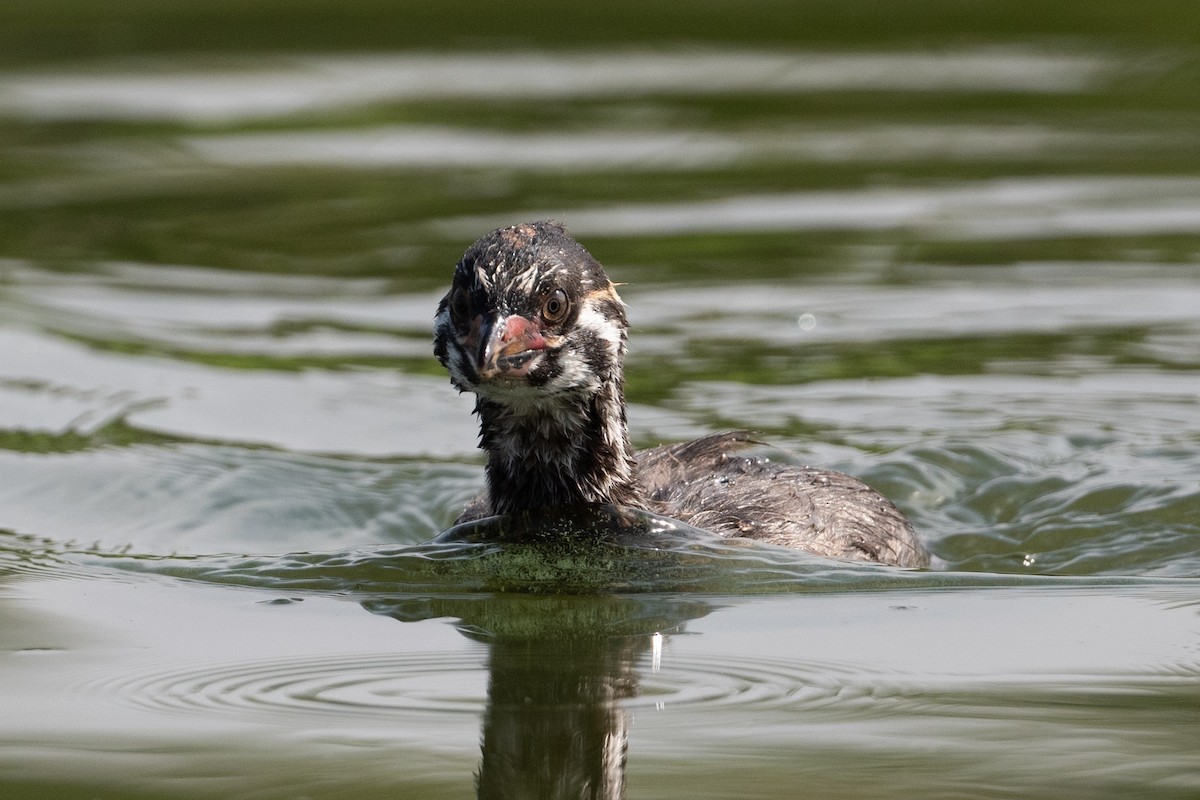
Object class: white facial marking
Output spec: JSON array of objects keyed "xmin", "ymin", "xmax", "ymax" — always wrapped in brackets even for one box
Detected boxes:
[
  {"xmin": 575, "ymin": 302, "xmax": 622, "ymax": 353},
  {"xmin": 511, "ymin": 264, "xmax": 540, "ymax": 297},
  {"xmin": 474, "ymin": 263, "xmax": 493, "ymax": 292}
]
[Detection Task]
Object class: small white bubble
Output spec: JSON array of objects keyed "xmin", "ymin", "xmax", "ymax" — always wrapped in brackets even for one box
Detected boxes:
[
  {"xmin": 797, "ymin": 313, "xmax": 817, "ymax": 331},
  {"xmin": 1023, "ymin": 554, "xmax": 1037, "ymax": 567}
]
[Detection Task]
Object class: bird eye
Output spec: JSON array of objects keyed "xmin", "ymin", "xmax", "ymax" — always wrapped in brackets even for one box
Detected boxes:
[
  {"xmin": 449, "ymin": 287, "xmax": 470, "ymax": 321},
  {"xmin": 542, "ymin": 289, "xmax": 570, "ymax": 323}
]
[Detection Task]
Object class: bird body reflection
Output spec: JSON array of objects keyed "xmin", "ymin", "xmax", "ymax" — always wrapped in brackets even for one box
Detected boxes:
[
  {"xmin": 477, "ymin": 629, "xmax": 637, "ymax": 799},
  {"xmin": 371, "ymin": 511, "xmax": 716, "ymax": 800}
]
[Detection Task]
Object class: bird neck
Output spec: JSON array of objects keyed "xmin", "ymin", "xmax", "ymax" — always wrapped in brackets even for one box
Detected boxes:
[{"xmin": 476, "ymin": 379, "xmax": 641, "ymax": 515}]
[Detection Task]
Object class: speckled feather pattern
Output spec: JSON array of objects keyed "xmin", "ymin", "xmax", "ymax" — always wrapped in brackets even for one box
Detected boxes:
[
  {"xmin": 436, "ymin": 221, "xmax": 639, "ymax": 518},
  {"xmin": 435, "ymin": 221, "xmax": 929, "ymax": 568},
  {"xmin": 636, "ymin": 432, "xmax": 927, "ymax": 567}
]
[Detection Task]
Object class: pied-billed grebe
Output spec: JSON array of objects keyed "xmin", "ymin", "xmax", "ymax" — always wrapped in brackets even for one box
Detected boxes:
[{"xmin": 433, "ymin": 220, "xmax": 928, "ymax": 568}]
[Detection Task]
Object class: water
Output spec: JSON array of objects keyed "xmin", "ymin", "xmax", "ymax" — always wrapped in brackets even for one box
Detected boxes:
[{"xmin": 2, "ymin": 2, "xmax": 1200, "ymax": 798}]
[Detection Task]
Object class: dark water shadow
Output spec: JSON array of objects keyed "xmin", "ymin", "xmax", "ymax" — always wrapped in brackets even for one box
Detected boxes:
[
  {"xmin": 368, "ymin": 507, "xmax": 720, "ymax": 798},
  {"xmin": 369, "ymin": 590, "xmax": 714, "ymax": 800}
]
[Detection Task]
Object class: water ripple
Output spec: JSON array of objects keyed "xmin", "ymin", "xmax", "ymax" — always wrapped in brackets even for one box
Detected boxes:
[
  {"xmin": 77, "ymin": 651, "xmax": 489, "ymax": 721},
  {"xmin": 635, "ymin": 653, "xmax": 876, "ymax": 712},
  {"xmin": 0, "ymin": 50, "xmax": 1111, "ymax": 123},
  {"xmin": 71, "ymin": 635, "xmax": 1200, "ymax": 726}
]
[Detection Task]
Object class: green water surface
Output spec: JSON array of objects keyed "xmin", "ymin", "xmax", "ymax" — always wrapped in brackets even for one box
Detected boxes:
[{"xmin": 2, "ymin": 2, "xmax": 1199, "ymax": 798}]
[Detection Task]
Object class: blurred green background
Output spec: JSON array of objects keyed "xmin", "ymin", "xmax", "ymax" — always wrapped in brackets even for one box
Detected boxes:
[{"xmin": 1, "ymin": 0, "xmax": 1198, "ymax": 284}]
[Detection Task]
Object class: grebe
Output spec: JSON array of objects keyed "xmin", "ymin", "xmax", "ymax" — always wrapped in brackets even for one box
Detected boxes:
[{"xmin": 433, "ymin": 221, "xmax": 928, "ymax": 567}]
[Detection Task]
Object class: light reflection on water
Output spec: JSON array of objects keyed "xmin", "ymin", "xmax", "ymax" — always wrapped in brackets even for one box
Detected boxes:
[
  {"xmin": 0, "ymin": 49, "xmax": 1112, "ymax": 122},
  {"xmin": 443, "ymin": 177, "xmax": 1200, "ymax": 239},
  {"xmin": 4, "ymin": 570, "xmax": 1198, "ymax": 799},
  {"xmin": 2, "ymin": 6, "xmax": 1200, "ymax": 797},
  {"xmin": 181, "ymin": 125, "xmax": 1167, "ymax": 170}
]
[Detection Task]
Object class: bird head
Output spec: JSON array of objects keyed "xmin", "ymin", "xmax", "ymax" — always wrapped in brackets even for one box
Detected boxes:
[{"xmin": 433, "ymin": 221, "xmax": 628, "ymax": 410}]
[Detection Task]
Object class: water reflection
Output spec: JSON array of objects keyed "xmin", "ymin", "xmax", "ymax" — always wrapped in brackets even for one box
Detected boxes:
[
  {"xmin": 370, "ymin": 592, "xmax": 713, "ymax": 800},
  {"xmin": 365, "ymin": 507, "xmax": 721, "ymax": 798},
  {"xmin": 441, "ymin": 176, "xmax": 1200, "ymax": 240},
  {"xmin": 0, "ymin": 50, "xmax": 1110, "ymax": 122}
]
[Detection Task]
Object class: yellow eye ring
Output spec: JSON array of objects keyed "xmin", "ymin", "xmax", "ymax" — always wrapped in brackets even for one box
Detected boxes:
[{"xmin": 542, "ymin": 289, "xmax": 570, "ymax": 323}]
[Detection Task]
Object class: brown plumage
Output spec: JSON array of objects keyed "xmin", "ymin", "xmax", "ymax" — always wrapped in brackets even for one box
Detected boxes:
[
  {"xmin": 433, "ymin": 220, "xmax": 928, "ymax": 568},
  {"xmin": 636, "ymin": 431, "xmax": 927, "ymax": 566}
]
